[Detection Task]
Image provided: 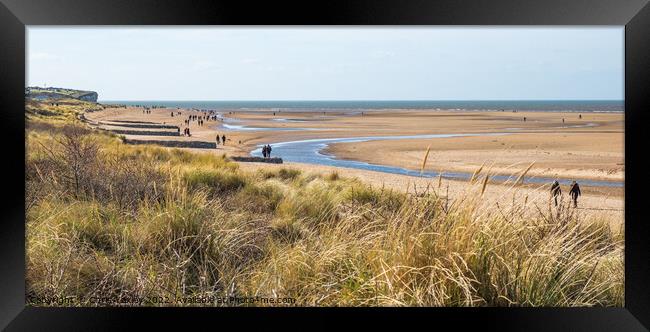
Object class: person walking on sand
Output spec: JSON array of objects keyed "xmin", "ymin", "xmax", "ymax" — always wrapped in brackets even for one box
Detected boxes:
[
  {"xmin": 222, "ymin": 134, "xmax": 226, "ymax": 145},
  {"xmin": 550, "ymin": 180, "xmax": 562, "ymax": 207},
  {"xmin": 569, "ymin": 181, "xmax": 581, "ymax": 208},
  {"xmin": 267, "ymin": 144, "xmax": 272, "ymax": 158},
  {"xmin": 216, "ymin": 135, "xmax": 221, "ymax": 145},
  {"xmin": 262, "ymin": 145, "xmax": 268, "ymax": 158}
]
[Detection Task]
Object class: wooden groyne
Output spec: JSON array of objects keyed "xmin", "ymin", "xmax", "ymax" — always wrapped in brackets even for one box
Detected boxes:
[
  {"xmin": 105, "ymin": 128, "xmax": 180, "ymax": 136},
  {"xmin": 98, "ymin": 121, "xmax": 179, "ymax": 129},
  {"xmin": 122, "ymin": 138, "xmax": 217, "ymax": 149},
  {"xmin": 230, "ymin": 156, "xmax": 283, "ymax": 164},
  {"xmin": 111, "ymin": 120, "xmax": 159, "ymax": 124}
]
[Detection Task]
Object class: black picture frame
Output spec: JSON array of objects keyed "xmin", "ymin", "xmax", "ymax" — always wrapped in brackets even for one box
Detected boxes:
[{"xmin": 1, "ymin": 0, "xmax": 649, "ymax": 330}]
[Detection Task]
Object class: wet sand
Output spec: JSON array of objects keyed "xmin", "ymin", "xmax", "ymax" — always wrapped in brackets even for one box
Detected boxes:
[
  {"xmin": 326, "ymin": 131, "xmax": 624, "ymax": 182},
  {"xmin": 85, "ymin": 106, "xmax": 624, "ymax": 199},
  {"xmin": 237, "ymin": 161, "xmax": 624, "ymax": 228}
]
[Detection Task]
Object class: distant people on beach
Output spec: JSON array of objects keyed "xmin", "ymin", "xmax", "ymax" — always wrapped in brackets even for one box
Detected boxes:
[
  {"xmin": 579, "ymin": 114, "xmax": 582, "ymax": 119},
  {"xmin": 222, "ymin": 134, "xmax": 226, "ymax": 145},
  {"xmin": 262, "ymin": 144, "xmax": 273, "ymax": 158},
  {"xmin": 569, "ymin": 181, "xmax": 581, "ymax": 208},
  {"xmin": 184, "ymin": 128, "xmax": 191, "ymax": 136},
  {"xmin": 523, "ymin": 117, "xmax": 527, "ymax": 122},
  {"xmin": 170, "ymin": 112, "xmax": 174, "ymax": 117},
  {"xmin": 216, "ymin": 135, "xmax": 221, "ymax": 145},
  {"xmin": 550, "ymin": 180, "xmax": 562, "ymax": 207},
  {"xmin": 562, "ymin": 118, "xmax": 565, "ymax": 123}
]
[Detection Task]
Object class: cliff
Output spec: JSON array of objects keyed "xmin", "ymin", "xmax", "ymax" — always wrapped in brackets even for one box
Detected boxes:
[{"xmin": 26, "ymin": 86, "xmax": 98, "ymax": 102}]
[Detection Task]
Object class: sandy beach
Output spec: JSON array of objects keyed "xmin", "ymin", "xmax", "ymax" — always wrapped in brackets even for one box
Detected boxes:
[
  {"xmin": 84, "ymin": 105, "xmax": 624, "ymax": 222},
  {"xmin": 86, "ymin": 107, "xmax": 623, "ymax": 179}
]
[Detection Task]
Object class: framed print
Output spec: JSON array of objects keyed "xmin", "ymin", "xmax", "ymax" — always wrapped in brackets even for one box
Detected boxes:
[{"xmin": 1, "ymin": 0, "xmax": 649, "ymax": 330}]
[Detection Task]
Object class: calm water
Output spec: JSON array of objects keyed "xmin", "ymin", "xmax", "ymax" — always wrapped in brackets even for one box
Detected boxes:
[
  {"xmin": 102, "ymin": 100, "xmax": 624, "ymax": 113},
  {"xmin": 250, "ymin": 134, "xmax": 623, "ymax": 188}
]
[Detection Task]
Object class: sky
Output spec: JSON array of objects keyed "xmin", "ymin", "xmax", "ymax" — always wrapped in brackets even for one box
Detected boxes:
[{"xmin": 27, "ymin": 27, "xmax": 624, "ymax": 101}]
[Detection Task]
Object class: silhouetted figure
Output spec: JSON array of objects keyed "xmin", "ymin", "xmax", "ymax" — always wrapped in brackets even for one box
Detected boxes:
[
  {"xmin": 171, "ymin": 112, "xmax": 174, "ymax": 117},
  {"xmin": 523, "ymin": 117, "xmax": 527, "ymax": 122},
  {"xmin": 562, "ymin": 118, "xmax": 565, "ymax": 123},
  {"xmin": 550, "ymin": 180, "xmax": 562, "ymax": 207},
  {"xmin": 222, "ymin": 135, "xmax": 226, "ymax": 145},
  {"xmin": 267, "ymin": 144, "xmax": 272, "ymax": 158},
  {"xmin": 262, "ymin": 145, "xmax": 268, "ymax": 158},
  {"xmin": 569, "ymin": 181, "xmax": 581, "ymax": 208},
  {"xmin": 579, "ymin": 114, "xmax": 582, "ymax": 119},
  {"xmin": 216, "ymin": 135, "xmax": 221, "ymax": 145}
]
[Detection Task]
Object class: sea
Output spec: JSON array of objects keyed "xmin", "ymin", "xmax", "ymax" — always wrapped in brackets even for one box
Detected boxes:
[{"xmin": 100, "ymin": 100, "xmax": 624, "ymax": 113}]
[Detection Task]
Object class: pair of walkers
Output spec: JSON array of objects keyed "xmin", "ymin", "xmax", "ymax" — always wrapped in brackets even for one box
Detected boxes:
[
  {"xmin": 550, "ymin": 180, "xmax": 581, "ymax": 208},
  {"xmin": 216, "ymin": 134, "xmax": 226, "ymax": 145},
  {"xmin": 261, "ymin": 144, "xmax": 273, "ymax": 158}
]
